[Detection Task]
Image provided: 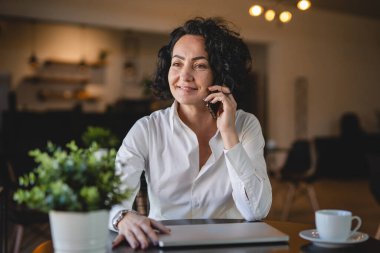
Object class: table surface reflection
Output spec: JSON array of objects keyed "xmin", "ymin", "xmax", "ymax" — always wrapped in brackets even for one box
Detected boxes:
[{"xmin": 35, "ymin": 219, "xmax": 380, "ymax": 253}]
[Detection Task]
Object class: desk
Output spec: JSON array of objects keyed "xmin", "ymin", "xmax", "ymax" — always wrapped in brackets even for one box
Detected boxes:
[{"xmin": 33, "ymin": 219, "xmax": 380, "ymax": 253}]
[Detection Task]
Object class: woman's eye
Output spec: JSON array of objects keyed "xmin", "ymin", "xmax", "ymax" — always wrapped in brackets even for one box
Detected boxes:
[
  {"xmin": 171, "ymin": 62, "xmax": 182, "ymax": 67},
  {"xmin": 194, "ymin": 64, "xmax": 208, "ymax": 70}
]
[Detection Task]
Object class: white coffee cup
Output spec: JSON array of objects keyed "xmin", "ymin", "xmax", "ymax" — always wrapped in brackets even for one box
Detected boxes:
[{"xmin": 315, "ymin": 209, "xmax": 361, "ymax": 241}]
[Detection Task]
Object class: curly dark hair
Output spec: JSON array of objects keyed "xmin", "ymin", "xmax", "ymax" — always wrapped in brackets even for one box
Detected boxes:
[{"xmin": 151, "ymin": 17, "xmax": 252, "ymax": 100}]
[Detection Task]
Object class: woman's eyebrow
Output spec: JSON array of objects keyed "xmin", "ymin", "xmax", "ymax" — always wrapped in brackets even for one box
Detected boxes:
[
  {"xmin": 172, "ymin": 54, "xmax": 185, "ymax": 60},
  {"xmin": 192, "ymin": 56, "xmax": 208, "ymax": 61},
  {"xmin": 172, "ymin": 55, "xmax": 208, "ymax": 61}
]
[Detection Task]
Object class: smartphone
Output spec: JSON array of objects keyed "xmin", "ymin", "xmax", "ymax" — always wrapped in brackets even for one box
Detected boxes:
[
  {"xmin": 206, "ymin": 77, "xmax": 234, "ymax": 119},
  {"xmin": 206, "ymin": 90, "xmax": 221, "ymax": 119}
]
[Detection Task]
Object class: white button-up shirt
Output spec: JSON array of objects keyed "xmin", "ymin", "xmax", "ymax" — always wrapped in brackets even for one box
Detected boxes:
[{"xmin": 109, "ymin": 102, "xmax": 272, "ymax": 229}]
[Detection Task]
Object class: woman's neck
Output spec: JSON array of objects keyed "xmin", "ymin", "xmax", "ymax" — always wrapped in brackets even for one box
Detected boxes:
[{"xmin": 177, "ymin": 103, "xmax": 216, "ymax": 134}]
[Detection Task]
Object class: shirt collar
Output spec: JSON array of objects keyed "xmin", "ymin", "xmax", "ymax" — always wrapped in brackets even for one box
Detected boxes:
[
  {"xmin": 169, "ymin": 100, "xmax": 224, "ymax": 160},
  {"xmin": 169, "ymin": 101, "xmax": 178, "ymax": 132}
]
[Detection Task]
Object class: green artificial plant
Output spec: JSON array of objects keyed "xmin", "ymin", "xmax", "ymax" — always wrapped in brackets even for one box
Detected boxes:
[{"xmin": 13, "ymin": 141, "xmax": 129, "ymax": 212}]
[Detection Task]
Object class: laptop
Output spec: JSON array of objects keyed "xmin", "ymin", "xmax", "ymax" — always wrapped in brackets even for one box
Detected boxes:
[{"xmin": 158, "ymin": 222, "xmax": 289, "ymax": 247}]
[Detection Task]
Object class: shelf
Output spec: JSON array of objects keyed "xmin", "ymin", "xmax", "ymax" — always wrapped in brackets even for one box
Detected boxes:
[
  {"xmin": 37, "ymin": 89, "xmax": 99, "ymax": 102},
  {"xmin": 25, "ymin": 75, "xmax": 89, "ymax": 85},
  {"xmin": 20, "ymin": 56, "xmax": 106, "ymax": 108},
  {"xmin": 44, "ymin": 58, "xmax": 106, "ymax": 68}
]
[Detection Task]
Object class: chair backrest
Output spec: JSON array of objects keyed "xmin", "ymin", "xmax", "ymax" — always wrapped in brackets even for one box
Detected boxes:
[
  {"xmin": 282, "ymin": 140, "xmax": 311, "ymax": 174},
  {"xmin": 32, "ymin": 241, "xmax": 53, "ymax": 253}
]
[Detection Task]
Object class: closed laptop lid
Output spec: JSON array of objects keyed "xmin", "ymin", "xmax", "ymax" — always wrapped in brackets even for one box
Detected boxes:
[{"xmin": 158, "ymin": 222, "xmax": 289, "ymax": 247}]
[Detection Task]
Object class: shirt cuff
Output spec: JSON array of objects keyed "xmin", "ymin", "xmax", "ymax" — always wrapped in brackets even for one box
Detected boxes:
[
  {"xmin": 109, "ymin": 204, "xmax": 134, "ymax": 231},
  {"xmin": 224, "ymin": 143, "xmax": 259, "ymax": 180}
]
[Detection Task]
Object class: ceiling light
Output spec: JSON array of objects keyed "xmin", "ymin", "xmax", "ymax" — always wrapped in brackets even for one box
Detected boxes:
[
  {"xmin": 297, "ymin": 0, "xmax": 311, "ymax": 11},
  {"xmin": 248, "ymin": 1, "xmax": 311, "ymax": 25},
  {"xmin": 249, "ymin": 5, "xmax": 263, "ymax": 17},
  {"xmin": 279, "ymin": 11, "xmax": 292, "ymax": 23},
  {"xmin": 265, "ymin": 10, "xmax": 276, "ymax": 22}
]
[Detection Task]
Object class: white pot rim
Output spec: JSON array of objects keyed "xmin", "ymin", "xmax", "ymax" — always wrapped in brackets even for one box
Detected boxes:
[{"xmin": 49, "ymin": 209, "xmax": 109, "ymax": 214}]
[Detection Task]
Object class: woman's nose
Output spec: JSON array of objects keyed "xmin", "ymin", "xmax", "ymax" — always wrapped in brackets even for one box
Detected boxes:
[{"xmin": 180, "ymin": 66, "xmax": 194, "ymax": 81}]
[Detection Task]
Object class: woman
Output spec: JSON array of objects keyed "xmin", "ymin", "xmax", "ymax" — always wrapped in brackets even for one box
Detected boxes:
[{"xmin": 111, "ymin": 17, "xmax": 272, "ymax": 249}]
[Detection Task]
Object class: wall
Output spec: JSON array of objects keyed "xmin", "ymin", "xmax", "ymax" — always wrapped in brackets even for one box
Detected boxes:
[
  {"xmin": 0, "ymin": 20, "xmax": 168, "ymax": 111},
  {"xmin": 0, "ymin": 17, "xmax": 267, "ymax": 118},
  {"xmin": 1, "ymin": 0, "xmax": 380, "ymax": 148},
  {"xmin": 262, "ymin": 11, "xmax": 380, "ymax": 147}
]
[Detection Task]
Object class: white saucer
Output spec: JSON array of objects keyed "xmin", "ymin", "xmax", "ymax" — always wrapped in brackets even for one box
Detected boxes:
[{"xmin": 299, "ymin": 229, "xmax": 369, "ymax": 248}]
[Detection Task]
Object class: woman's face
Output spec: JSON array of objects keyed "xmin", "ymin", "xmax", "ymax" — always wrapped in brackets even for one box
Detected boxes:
[{"xmin": 168, "ymin": 35, "xmax": 213, "ymax": 107}]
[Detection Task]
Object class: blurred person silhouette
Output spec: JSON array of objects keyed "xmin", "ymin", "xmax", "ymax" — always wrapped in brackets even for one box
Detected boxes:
[
  {"xmin": 340, "ymin": 112, "xmax": 366, "ymax": 140},
  {"xmin": 339, "ymin": 112, "xmax": 369, "ymax": 177}
]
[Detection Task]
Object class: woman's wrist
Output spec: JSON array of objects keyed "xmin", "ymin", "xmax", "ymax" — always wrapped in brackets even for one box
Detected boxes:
[
  {"xmin": 220, "ymin": 130, "xmax": 239, "ymax": 150},
  {"xmin": 112, "ymin": 209, "xmax": 139, "ymax": 231}
]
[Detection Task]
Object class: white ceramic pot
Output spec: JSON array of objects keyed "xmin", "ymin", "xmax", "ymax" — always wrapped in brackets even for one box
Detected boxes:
[{"xmin": 49, "ymin": 210, "xmax": 109, "ymax": 253}]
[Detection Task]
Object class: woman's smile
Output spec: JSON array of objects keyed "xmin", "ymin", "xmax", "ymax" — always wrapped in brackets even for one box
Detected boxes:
[{"xmin": 176, "ymin": 85, "xmax": 198, "ymax": 92}]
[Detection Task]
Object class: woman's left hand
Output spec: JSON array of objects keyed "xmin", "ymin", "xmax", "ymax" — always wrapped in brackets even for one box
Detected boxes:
[{"xmin": 205, "ymin": 85, "xmax": 239, "ymax": 149}]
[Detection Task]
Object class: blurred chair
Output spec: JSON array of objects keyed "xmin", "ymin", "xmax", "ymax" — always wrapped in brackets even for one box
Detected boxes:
[
  {"xmin": 32, "ymin": 241, "xmax": 53, "ymax": 253},
  {"xmin": 367, "ymin": 154, "xmax": 380, "ymax": 240},
  {"xmin": 273, "ymin": 139, "xmax": 319, "ymax": 221},
  {"xmin": 7, "ymin": 162, "xmax": 50, "ymax": 253}
]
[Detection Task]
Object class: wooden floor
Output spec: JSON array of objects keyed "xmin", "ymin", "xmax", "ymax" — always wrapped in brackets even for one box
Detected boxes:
[{"xmin": 6, "ymin": 177, "xmax": 380, "ymax": 253}]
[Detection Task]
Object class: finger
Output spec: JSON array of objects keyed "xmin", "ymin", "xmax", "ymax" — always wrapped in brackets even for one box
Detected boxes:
[
  {"xmin": 214, "ymin": 91, "xmax": 236, "ymax": 107},
  {"xmin": 205, "ymin": 91, "xmax": 232, "ymax": 103},
  {"xmin": 151, "ymin": 219, "xmax": 171, "ymax": 234},
  {"xmin": 112, "ymin": 234, "xmax": 125, "ymax": 249},
  {"xmin": 131, "ymin": 226, "xmax": 150, "ymax": 249},
  {"xmin": 140, "ymin": 223, "xmax": 159, "ymax": 245},
  {"xmin": 210, "ymin": 95, "xmax": 229, "ymax": 104},
  {"xmin": 124, "ymin": 230, "xmax": 140, "ymax": 249},
  {"xmin": 228, "ymin": 93, "xmax": 237, "ymax": 107},
  {"xmin": 208, "ymin": 85, "xmax": 231, "ymax": 94},
  {"xmin": 210, "ymin": 97, "xmax": 222, "ymax": 104}
]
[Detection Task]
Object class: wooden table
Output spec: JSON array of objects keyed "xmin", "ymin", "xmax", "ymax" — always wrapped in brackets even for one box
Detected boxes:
[{"xmin": 33, "ymin": 219, "xmax": 380, "ymax": 253}]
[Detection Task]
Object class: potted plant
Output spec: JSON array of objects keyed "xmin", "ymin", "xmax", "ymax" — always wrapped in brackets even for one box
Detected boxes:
[
  {"xmin": 14, "ymin": 141, "xmax": 129, "ymax": 253},
  {"xmin": 81, "ymin": 126, "xmax": 120, "ymax": 149}
]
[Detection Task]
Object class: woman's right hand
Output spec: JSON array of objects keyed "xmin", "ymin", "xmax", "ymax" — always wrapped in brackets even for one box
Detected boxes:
[{"xmin": 112, "ymin": 212, "xmax": 171, "ymax": 249}]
